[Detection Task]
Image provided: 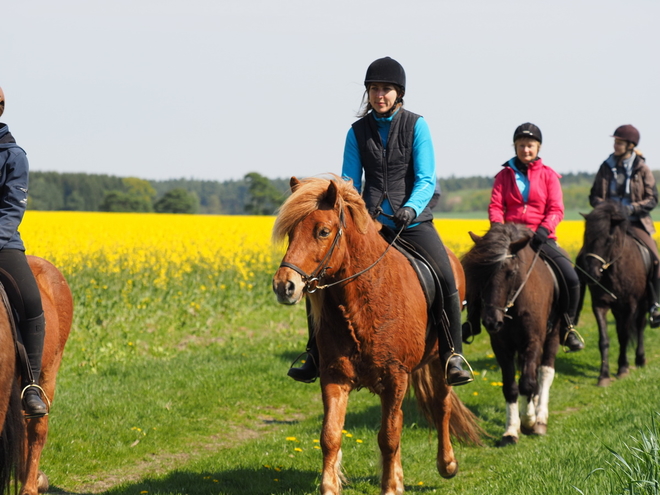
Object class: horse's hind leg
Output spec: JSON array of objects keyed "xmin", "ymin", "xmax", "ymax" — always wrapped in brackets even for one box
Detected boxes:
[
  {"xmin": 614, "ymin": 308, "xmax": 633, "ymax": 379},
  {"xmin": 634, "ymin": 307, "xmax": 646, "ymax": 368},
  {"xmin": 378, "ymin": 373, "xmax": 407, "ymax": 495},
  {"xmin": 320, "ymin": 381, "xmax": 350, "ymax": 495},
  {"xmin": 424, "ymin": 358, "xmax": 458, "ymax": 478}
]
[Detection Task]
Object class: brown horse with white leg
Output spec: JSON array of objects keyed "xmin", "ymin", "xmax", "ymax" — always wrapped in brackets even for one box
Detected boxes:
[
  {"xmin": 272, "ymin": 176, "xmax": 481, "ymax": 495},
  {"xmin": 19, "ymin": 257, "xmax": 73, "ymax": 495},
  {"xmin": 462, "ymin": 223, "xmax": 560, "ymax": 446}
]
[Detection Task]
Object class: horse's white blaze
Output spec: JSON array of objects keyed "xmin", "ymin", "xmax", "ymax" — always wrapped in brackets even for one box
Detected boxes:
[
  {"xmin": 535, "ymin": 365, "xmax": 555, "ymax": 425},
  {"xmin": 504, "ymin": 401, "xmax": 520, "ymax": 438}
]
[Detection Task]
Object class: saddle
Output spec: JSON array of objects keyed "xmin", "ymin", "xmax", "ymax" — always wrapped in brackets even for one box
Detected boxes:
[{"xmin": 626, "ymin": 229, "xmax": 654, "ymax": 278}]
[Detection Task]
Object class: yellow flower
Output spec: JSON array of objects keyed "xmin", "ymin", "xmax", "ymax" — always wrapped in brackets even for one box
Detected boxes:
[
  {"xmin": 294, "ymin": 447, "xmax": 302, "ymax": 452},
  {"xmin": 286, "ymin": 437, "xmax": 297, "ymax": 441}
]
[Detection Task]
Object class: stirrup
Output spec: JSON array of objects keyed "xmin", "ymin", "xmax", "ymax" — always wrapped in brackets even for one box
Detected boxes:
[
  {"xmin": 21, "ymin": 383, "xmax": 51, "ymax": 419},
  {"xmin": 649, "ymin": 304, "xmax": 660, "ymax": 328},
  {"xmin": 287, "ymin": 351, "xmax": 318, "ymax": 383},
  {"xmin": 462, "ymin": 321, "xmax": 475, "ymax": 344},
  {"xmin": 444, "ymin": 352, "xmax": 475, "ymax": 386},
  {"xmin": 561, "ymin": 325, "xmax": 585, "ymax": 353}
]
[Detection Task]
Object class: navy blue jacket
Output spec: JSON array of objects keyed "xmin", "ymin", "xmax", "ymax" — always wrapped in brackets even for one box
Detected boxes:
[{"xmin": 0, "ymin": 124, "xmax": 28, "ymax": 251}]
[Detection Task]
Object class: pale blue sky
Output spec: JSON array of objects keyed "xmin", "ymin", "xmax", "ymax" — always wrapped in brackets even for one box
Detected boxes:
[{"xmin": 3, "ymin": 0, "xmax": 659, "ymax": 182}]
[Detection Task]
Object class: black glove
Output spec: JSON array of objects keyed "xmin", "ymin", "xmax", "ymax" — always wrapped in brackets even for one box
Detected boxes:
[
  {"xmin": 624, "ymin": 204, "xmax": 635, "ymax": 217},
  {"xmin": 530, "ymin": 226, "xmax": 550, "ymax": 252},
  {"xmin": 393, "ymin": 206, "xmax": 416, "ymax": 230}
]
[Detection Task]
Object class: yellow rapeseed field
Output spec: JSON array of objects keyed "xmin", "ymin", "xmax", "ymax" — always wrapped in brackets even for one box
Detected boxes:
[{"xmin": 20, "ymin": 212, "xmax": 597, "ymax": 282}]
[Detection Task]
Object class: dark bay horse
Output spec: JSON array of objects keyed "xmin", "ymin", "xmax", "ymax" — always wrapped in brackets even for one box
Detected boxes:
[
  {"xmin": 462, "ymin": 223, "xmax": 560, "ymax": 446},
  {"xmin": 2, "ymin": 257, "xmax": 72, "ymax": 495},
  {"xmin": 576, "ymin": 200, "xmax": 649, "ymax": 387},
  {"xmin": 272, "ymin": 176, "xmax": 481, "ymax": 495}
]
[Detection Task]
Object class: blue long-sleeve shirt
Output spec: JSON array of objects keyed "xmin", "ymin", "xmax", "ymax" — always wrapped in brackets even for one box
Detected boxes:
[{"xmin": 341, "ymin": 110, "xmax": 436, "ymax": 228}]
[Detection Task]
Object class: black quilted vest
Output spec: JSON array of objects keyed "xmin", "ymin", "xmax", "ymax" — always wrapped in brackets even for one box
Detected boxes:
[{"xmin": 351, "ymin": 109, "xmax": 434, "ymax": 223}]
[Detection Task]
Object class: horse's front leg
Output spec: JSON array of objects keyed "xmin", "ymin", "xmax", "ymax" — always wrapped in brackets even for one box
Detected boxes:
[
  {"xmin": 492, "ymin": 340, "xmax": 519, "ymax": 446},
  {"xmin": 613, "ymin": 306, "xmax": 632, "ymax": 379},
  {"xmin": 593, "ymin": 302, "xmax": 611, "ymax": 386},
  {"xmin": 320, "ymin": 381, "xmax": 351, "ymax": 495},
  {"xmin": 378, "ymin": 372, "xmax": 408, "ymax": 495}
]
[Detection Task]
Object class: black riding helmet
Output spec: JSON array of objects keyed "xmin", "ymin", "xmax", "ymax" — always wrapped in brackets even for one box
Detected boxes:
[
  {"xmin": 513, "ymin": 123, "xmax": 542, "ymax": 144},
  {"xmin": 364, "ymin": 57, "xmax": 406, "ymax": 95}
]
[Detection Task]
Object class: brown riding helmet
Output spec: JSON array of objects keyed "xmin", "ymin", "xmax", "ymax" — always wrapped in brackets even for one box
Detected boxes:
[{"xmin": 612, "ymin": 124, "xmax": 640, "ymax": 146}]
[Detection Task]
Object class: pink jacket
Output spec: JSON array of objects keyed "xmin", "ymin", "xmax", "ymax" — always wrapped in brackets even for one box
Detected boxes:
[{"xmin": 488, "ymin": 158, "xmax": 564, "ymax": 239}]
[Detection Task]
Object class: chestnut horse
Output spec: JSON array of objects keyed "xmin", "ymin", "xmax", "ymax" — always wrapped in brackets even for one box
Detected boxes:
[
  {"xmin": 272, "ymin": 176, "xmax": 481, "ymax": 495},
  {"xmin": 576, "ymin": 201, "xmax": 649, "ymax": 386},
  {"xmin": 462, "ymin": 223, "xmax": 560, "ymax": 446},
  {"xmin": 1, "ymin": 257, "xmax": 73, "ymax": 495}
]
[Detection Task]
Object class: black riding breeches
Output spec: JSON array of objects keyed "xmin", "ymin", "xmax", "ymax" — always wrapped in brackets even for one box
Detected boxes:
[
  {"xmin": 0, "ymin": 249, "xmax": 43, "ymax": 322},
  {"xmin": 399, "ymin": 221, "xmax": 457, "ymax": 295},
  {"xmin": 540, "ymin": 240, "xmax": 580, "ymax": 321}
]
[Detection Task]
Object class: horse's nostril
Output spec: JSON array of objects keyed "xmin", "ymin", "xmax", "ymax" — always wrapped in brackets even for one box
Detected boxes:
[{"xmin": 286, "ymin": 280, "xmax": 295, "ymax": 297}]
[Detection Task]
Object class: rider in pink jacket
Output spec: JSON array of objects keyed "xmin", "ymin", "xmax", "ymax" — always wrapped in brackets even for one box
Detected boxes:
[
  {"xmin": 489, "ymin": 157, "xmax": 564, "ymax": 239},
  {"xmin": 463, "ymin": 123, "xmax": 584, "ymax": 352}
]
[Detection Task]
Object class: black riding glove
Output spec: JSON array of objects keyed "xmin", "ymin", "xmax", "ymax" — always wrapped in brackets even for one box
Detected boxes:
[
  {"xmin": 393, "ymin": 206, "xmax": 416, "ymax": 230},
  {"xmin": 530, "ymin": 226, "xmax": 550, "ymax": 252},
  {"xmin": 624, "ymin": 204, "xmax": 635, "ymax": 217}
]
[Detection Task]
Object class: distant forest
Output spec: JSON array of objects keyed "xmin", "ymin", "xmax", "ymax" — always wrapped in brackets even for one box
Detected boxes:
[{"xmin": 27, "ymin": 170, "xmax": 657, "ymax": 215}]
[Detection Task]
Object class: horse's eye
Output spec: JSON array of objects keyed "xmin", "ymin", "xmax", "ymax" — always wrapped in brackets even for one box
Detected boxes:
[{"xmin": 318, "ymin": 227, "xmax": 331, "ymax": 238}]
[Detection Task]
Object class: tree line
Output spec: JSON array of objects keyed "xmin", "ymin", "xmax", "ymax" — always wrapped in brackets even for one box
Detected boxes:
[{"xmin": 27, "ymin": 170, "xmax": 660, "ymax": 215}]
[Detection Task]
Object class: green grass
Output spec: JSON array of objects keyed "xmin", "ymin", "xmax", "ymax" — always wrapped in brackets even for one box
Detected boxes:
[{"xmin": 38, "ymin": 264, "xmax": 660, "ymax": 494}]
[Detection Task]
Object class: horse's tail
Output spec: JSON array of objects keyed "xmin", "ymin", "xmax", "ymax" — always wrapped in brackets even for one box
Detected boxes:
[
  {"xmin": 0, "ymin": 381, "xmax": 24, "ymax": 495},
  {"xmin": 411, "ymin": 363, "xmax": 484, "ymax": 446}
]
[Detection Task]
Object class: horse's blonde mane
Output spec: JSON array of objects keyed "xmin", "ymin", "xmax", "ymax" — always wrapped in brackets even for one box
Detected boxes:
[{"xmin": 272, "ymin": 175, "xmax": 371, "ymax": 243}]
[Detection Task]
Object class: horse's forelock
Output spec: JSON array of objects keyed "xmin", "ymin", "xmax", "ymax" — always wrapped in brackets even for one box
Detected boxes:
[
  {"xmin": 462, "ymin": 223, "xmax": 528, "ymax": 286},
  {"xmin": 272, "ymin": 175, "xmax": 371, "ymax": 242}
]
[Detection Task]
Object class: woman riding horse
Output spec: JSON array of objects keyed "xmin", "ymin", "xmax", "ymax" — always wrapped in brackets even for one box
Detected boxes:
[
  {"xmin": 463, "ymin": 123, "xmax": 584, "ymax": 352},
  {"xmin": 0, "ymin": 86, "xmax": 48, "ymax": 417},
  {"xmin": 588, "ymin": 124, "xmax": 660, "ymax": 327},
  {"xmin": 287, "ymin": 57, "xmax": 473, "ymax": 387}
]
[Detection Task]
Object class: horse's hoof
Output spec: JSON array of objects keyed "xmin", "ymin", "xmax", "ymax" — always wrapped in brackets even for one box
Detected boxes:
[
  {"xmin": 597, "ymin": 377, "xmax": 612, "ymax": 387},
  {"xmin": 617, "ymin": 369, "xmax": 630, "ymax": 379},
  {"xmin": 438, "ymin": 459, "xmax": 458, "ymax": 479},
  {"xmin": 37, "ymin": 471, "xmax": 49, "ymax": 493},
  {"xmin": 520, "ymin": 424, "xmax": 534, "ymax": 436},
  {"xmin": 533, "ymin": 423, "xmax": 547, "ymax": 436},
  {"xmin": 636, "ymin": 357, "xmax": 646, "ymax": 367},
  {"xmin": 497, "ymin": 435, "xmax": 518, "ymax": 447}
]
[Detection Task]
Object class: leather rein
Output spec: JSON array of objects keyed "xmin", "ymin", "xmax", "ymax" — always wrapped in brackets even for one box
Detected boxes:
[
  {"xmin": 279, "ymin": 207, "xmax": 403, "ymax": 293},
  {"xmin": 483, "ymin": 248, "xmax": 542, "ymax": 318}
]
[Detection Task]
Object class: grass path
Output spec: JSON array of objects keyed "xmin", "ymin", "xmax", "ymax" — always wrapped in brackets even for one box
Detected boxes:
[{"xmin": 38, "ymin": 291, "xmax": 660, "ymax": 495}]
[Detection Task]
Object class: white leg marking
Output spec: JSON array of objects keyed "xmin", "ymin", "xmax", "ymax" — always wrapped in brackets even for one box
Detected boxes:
[
  {"xmin": 504, "ymin": 401, "xmax": 520, "ymax": 438},
  {"xmin": 536, "ymin": 366, "xmax": 555, "ymax": 425},
  {"xmin": 522, "ymin": 395, "xmax": 537, "ymax": 430}
]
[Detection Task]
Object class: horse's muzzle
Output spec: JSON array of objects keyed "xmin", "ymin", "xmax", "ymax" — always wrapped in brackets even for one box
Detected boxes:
[{"xmin": 272, "ymin": 267, "xmax": 305, "ymax": 305}]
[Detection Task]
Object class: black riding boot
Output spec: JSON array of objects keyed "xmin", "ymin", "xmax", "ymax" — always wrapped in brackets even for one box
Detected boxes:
[
  {"xmin": 560, "ymin": 283, "xmax": 584, "ymax": 352},
  {"xmin": 649, "ymin": 276, "xmax": 660, "ymax": 328},
  {"xmin": 287, "ymin": 300, "xmax": 319, "ymax": 383},
  {"xmin": 20, "ymin": 313, "xmax": 48, "ymax": 418},
  {"xmin": 441, "ymin": 292, "xmax": 473, "ymax": 387},
  {"xmin": 461, "ymin": 300, "xmax": 481, "ymax": 344}
]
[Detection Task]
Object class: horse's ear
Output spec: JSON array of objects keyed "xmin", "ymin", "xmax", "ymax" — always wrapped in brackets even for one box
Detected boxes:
[
  {"xmin": 468, "ymin": 231, "xmax": 482, "ymax": 243},
  {"xmin": 325, "ymin": 180, "xmax": 339, "ymax": 208},
  {"xmin": 580, "ymin": 212, "xmax": 588, "ymax": 219},
  {"xmin": 290, "ymin": 177, "xmax": 301, "ymax": 192}
]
